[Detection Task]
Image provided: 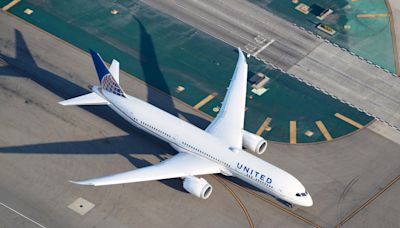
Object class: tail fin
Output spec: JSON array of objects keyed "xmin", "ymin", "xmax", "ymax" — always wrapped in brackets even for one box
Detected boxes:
[
  {"xmin": 89, "ymin": 49, "xmax": 126, "ymax": 97},
  {"xmin": 58, "ymin": 50, "xmax": 125, "ymax": 106}
]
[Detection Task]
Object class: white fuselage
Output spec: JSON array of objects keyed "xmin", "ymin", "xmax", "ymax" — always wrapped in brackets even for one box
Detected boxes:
[{"xmin": 97, "ymin": 88, "xmax": 312, "ymax": 207}]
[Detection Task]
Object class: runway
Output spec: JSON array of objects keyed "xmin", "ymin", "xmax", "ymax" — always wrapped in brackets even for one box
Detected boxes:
[
  {"xmin": 141, "ymin": 0, "xmax": 400, "ymax": 132},
  {"xmin": 0, "ymin": 10, "xmax": 400, "ymax": 228}
]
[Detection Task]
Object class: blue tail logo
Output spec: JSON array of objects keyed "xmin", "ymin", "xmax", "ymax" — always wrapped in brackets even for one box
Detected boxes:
[{"xmin": 89, "ymin": 49, "xmax": 125, "ymax": 97}]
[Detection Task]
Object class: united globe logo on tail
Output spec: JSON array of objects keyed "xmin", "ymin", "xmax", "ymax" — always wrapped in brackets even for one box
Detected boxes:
[{"xmin": 89, "ymin": 49, "xmax": 126, "ymax": 97}]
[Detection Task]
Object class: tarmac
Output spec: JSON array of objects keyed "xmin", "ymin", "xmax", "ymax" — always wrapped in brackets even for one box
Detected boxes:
[
  {"xmin": 387, "ymin": 0, "xmax": 400, "ymax": 74},
  {"xmin": 0, "ymin": 0, "xmax": 376, "ymax": 144},
  {"xmin": 0, "ymin": 9, "xmax": 400, "ymax": 228},
  {"xmin": 141, "ymin": 0, "xmax": 400, "ymax": 132},
  {"xmin": 249, "ymin": 0, "xmax": 396, "ymax": 73}
]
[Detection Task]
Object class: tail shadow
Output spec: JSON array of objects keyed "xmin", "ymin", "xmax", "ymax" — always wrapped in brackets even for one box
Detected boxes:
[
  {"xmin": 135, "ymin": 18, "xmax": 210, "ymax": 129},
  {"xmin": 0, "ymin": 30, "xmax": 134, "ymax": 133}
]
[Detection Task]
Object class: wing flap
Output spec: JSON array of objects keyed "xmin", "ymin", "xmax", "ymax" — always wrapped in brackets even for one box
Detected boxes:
[{"xmin": 71, "ymin": 153, "xmax": 221, "ymax": 186}]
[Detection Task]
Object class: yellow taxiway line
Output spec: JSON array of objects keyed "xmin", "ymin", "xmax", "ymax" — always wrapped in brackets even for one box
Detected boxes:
[
  {"xmin": 357, "ymin": 13, "xmax": 389, "ymax": 18},
  {"xmin": 256, "ymin": 117, "xmax": 272, "ymax": 135},
  {"xmin": 193, "ymin": 92, "xmax": 218, "ymax": 110},
  {"xmin": 335, "ymin": 175, "xmax": 400, "ymax": 227},
  {"xmin": 315, "ymin": 120, "xmax": 333, "ymax": 141},
  {"xmin": 213, "ymin": 176, "xmax": 254, "ymax": 228},
  {"xmin": 290, "ymin": 121, "xmax": 296, "ymax": 144},
  {"xmin": 228, "ymin": 180, "xmax": 321, "ymax": 227},
  {"xmin": 335, "ymin": 113, "xmax": 364, "ymax": 129},
  {"xmin": 2, "ymin": 0, "xmax": 21, "ymax": 11}
]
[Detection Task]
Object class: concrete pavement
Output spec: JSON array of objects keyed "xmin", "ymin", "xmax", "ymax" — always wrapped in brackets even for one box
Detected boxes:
[
  {"xmin": 0, "ymin": 9, "xmax": 399, "ymax": 228},
  {"xmin": 141, "ymin": 0, "xmax": 400, "ymax": 132},
  {"xmin": 387, "ymin": 0, "xmax": 400, "ymax": 74}
]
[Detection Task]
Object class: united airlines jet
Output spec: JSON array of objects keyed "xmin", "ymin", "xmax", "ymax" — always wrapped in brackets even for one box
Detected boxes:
[{"xmin": 60, "ymin": 48, "xmax": 313, "ymax": 208}]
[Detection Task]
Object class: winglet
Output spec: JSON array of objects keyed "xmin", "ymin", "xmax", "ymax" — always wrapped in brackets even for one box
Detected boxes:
[
  {"xmin": 237, "ymin": 47, "xmax": 246, "ymax": 62},
  {"xmin": 69, "ymin": 180, "xmax": 94, "ymax": 186}
]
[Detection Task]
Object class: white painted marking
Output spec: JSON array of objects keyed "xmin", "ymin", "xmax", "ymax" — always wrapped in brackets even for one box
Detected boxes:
[
  {"xmin": 252, "ymin": 39, "xmax": 275, "ymax": 57},
  {"xmin": 0, "ymin": 202, "xmax": 47, "ymax": 228}
]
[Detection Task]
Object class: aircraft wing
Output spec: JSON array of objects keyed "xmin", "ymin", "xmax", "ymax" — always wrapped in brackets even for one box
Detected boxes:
[
  {"xmin": 206, "ymin": 48, "xmax": 248, "ymax": 148},
  {"xmin": 71, "ymin": 153, "xmax": 221, "ymax": 186}
]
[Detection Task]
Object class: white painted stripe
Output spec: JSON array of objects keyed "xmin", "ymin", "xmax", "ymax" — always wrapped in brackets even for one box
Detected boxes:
[
  {"xmin": 248, "ymin": 38, "xmax": 400, "ymax": 133},
  {"xmin": 0, "ymin": 202, "xmax": 47, "ymax": 228},
  {"xmin": 252, "ymin": 39, "xmax": 275, "ymax": 57}
]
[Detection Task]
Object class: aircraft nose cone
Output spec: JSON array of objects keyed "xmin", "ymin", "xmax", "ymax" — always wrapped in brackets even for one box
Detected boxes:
[{"xmin": 304, "ymin": 195, "xmax": 313, "ymax": 207}]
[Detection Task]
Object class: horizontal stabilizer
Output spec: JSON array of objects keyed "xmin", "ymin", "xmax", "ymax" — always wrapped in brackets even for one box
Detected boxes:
[{"xmin": 59, "ymin": 92, "xmax": 109, "ymax": 106}]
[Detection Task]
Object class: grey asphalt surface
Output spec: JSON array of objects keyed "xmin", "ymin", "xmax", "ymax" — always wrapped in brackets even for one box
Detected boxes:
[
  {"xmin": 141, "ymin": 0, "xmax": 400, "ymax": 133},
  {"xmin": 0, "ymin": 10, "xmax": 399, "ymax": 228},
  {"xmin": 387, "ymin": 0, "xmax": 400, "ymax": 74}
]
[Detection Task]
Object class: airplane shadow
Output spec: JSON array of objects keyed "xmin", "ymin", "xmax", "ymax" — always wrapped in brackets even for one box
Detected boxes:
[
  {"xmin": 0, "ymin": 25, "xmax": 207, "ymax": 193},
  {"xmin": 0, "ymin": 22, "xmax": 260, "ymax": 197}
]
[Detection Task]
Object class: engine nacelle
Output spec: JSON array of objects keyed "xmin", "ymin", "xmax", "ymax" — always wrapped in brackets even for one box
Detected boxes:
[
  {"xmin": 242, "ymin": 130, "xmax": 268, "ymax": 155},
  {"xmin": 183, "ymin": 176, "xmax": 212, "ymax": 199}
]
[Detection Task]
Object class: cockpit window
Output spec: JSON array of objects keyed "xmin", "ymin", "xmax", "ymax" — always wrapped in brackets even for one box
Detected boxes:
[{"xmin": 296, "ymin": 192, "xmax": 308, "ymax": 197}]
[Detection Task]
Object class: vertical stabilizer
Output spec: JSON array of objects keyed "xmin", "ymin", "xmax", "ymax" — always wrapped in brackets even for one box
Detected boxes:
[{"xmin": 89, "ymin": 49, "xmax": 125, "ymax": 97}]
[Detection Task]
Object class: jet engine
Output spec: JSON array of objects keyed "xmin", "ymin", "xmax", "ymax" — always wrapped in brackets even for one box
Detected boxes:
[
  {"xmin": 183, "ymin": 176, "xmax": 213, "ymax": 199},
  {"xmin": 242, "ymin": 130, "xmax": 268, "ymax": 155}
]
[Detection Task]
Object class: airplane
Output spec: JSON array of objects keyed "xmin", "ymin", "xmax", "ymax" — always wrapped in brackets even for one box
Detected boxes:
[{"xmin": 60, "ymin": 48, "xmax": 313, "ymax": 208}]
